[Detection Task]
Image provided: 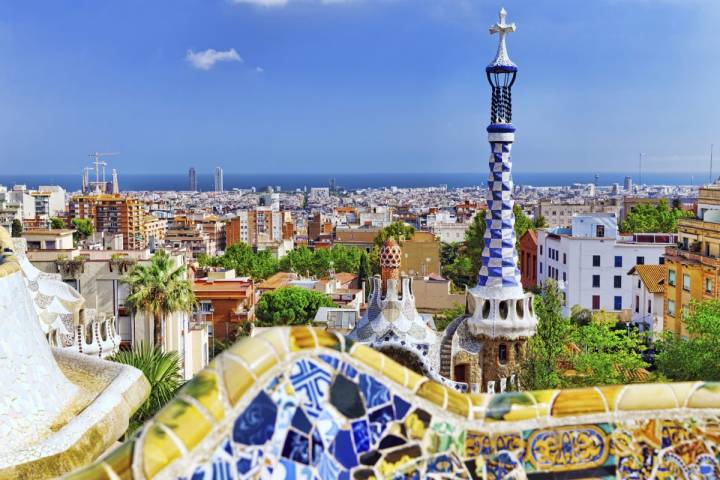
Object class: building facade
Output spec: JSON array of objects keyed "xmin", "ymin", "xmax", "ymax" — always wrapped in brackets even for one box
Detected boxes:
[{"xmin": 68, "ymin": 194, "xmax": 144, "ymax": 250}]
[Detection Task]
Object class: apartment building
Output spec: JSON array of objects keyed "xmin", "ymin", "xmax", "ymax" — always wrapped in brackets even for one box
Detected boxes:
[
  {"xmin": 537, "ymin": 214, "xmax": 674, "ymax": 316},
  {"xmin": 193, "ymin": 269, "xmax": 257, "ymax": 343},
  {"xmin": 628, "ymin": 265, "xmax": 665, "ymax": 339},
  {"xmin": 664, "ymin": 185, "xmax": 720, "ymax": 336},
  {"xmin": 68, "ymin": 194, "xmax": 144, "ymax": 250},
  {"xmin": 226, "ymin": 208, "xmax": 293, "ymax": 249},
  {"xmin": 535, "ymin": 199, "xmax": 621, "ymax": 228}
]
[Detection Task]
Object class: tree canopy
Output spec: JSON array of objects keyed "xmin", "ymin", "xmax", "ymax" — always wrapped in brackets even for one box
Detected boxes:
[
  {"xmin": 50, "ymin": 217, "xmax": 65, "ymax": 229},
  {"xmin": 620, "ymin": 200, "xmax": 694, "ymax": 233},
  {"xmin": 522, "ymin": 281, "xmax": 648, "ymax": 390},
  {"xmin": 255, "ymin": 286, "xmax": 336, "ymax": 327},
  {"xmin": 71, "ymin": 218, "xmax": 94, "ymax": 241},
  {"xmin": 374, "ymin": 221, "xmax": 415, "ymax": 248},
  {"xmin": 656, "ymin": 299, "xmax": 720, "ymax": 381},
  {"xmin": 279, "ymin": 244, "xmax": 362, "ymax": 278},
  {"xmin": 11, "ymin": 219, "xmax": 22, "ymax": 238},
  {"xmin": 200, "ymin": 243, "xmax": 279, "ymax": 280}
]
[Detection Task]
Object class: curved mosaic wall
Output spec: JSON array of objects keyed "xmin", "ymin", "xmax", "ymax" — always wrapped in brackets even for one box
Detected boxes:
[{"xmin": 68, "ymin": 327, "xmax": 720, "ymax": 479}]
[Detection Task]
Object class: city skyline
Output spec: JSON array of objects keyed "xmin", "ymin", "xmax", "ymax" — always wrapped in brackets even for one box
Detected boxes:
[{"xmin": 2, "ymin": 1, "xmax": 720, "ymax": 175}]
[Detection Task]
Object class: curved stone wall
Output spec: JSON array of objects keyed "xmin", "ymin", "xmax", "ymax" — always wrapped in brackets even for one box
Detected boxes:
[{"xmin": 68, "ymin": 327, "xmax": 720, "ymax": 479}]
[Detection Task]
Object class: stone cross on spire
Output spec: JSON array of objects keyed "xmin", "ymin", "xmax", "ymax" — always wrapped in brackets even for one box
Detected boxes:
[{"xmin": 488, "ymin": 8, "xmax": 516, "ymax": 70}]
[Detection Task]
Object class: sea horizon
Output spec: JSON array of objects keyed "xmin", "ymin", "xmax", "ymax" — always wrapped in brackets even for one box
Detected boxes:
[{"xmin": 0, "ymin": 171, "xmax": 709, "ymax": 192}]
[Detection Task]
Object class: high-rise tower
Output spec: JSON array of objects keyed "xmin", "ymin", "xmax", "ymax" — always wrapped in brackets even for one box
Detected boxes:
[
  {"xmin": 189, "ymin": 167, "xmax": 198, "ymax": 192},
  {"xmin": 467, "ymin": 8, "xmax": 537, "ymax": 392},
  {"xmin": 214, "ymin": 167, "xmax": 224, "ymax": 193}
]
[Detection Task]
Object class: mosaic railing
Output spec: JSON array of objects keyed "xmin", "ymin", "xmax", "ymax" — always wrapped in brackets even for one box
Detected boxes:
[{"xmin": 68, "ymin": 327, "xmax": 720, "ymax": 479}]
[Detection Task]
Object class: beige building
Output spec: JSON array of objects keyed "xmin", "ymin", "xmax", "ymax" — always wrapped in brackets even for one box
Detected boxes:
[
  {"xmin": 400, "ymin": 231, "xmax": 441, "ymax": 277},
  {"xmin": 536, "ymin": 199, "xmax": 621, "ymax": 228},
  {"xmin": 23, "ymin": 229, "xmax": 75, "ymax": 250}
]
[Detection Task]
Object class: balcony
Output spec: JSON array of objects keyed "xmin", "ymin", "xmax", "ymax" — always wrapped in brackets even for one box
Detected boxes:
[{"xmin": 665, "ymin": 246, "xmax": 720, "ymax": 268}]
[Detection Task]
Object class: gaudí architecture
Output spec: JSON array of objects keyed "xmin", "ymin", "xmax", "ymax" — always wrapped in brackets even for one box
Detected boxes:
[{"xmin": 6, "ymin": 8, "xmax": 720, "ymax": 480}]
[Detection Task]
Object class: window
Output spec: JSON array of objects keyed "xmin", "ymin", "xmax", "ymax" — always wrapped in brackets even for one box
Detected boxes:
[
  {"xmin": 592, "ymin": 295, "xmax": 600, "ymax": 310},
  {"xmin": 596, "ymin": 225, "xmax": 605, "ymax": 237},
  {"xmin": 614, "ymin": 256, "xmax": 623, "ymax": 268},
  {"xmin": 682, "ymin": 274, "xmax": 691, "ymax": 292},
  {"xmin": 593, "ymin": 255, "xmax": 601, "ymax": 267},
  {"xmin": 635, "ymin": 295, "xmax": 640, "ymax": 313},
  {"xmin": 540, "ymin": 262, "xmax": 543, "ymax": 275},
  {"xmin": 614, "ymin": 276, "xmax": 622, "ymax": 288},
  {"xmin": 614, "ymin": 296, "xmax": 622, "ymax": 310},
  {"xmin": 563, "ymin": 253, "xmax": 567, "ymax": 264},
  {"xmin": 592, "ymin": 275, "xmax": 600, "ymax": 288},
  {"xmin": 636, "ymin": 256, "xmax": 645, "ymax": 265},
  {"xmin": 648, "ymin": 299, "xmax": 652, "ymax": 314},
  {"xmin": 498, "ymin": 344, "xmax": 508, "ymax": 364},
  {"xmin": 540, "ymin": 245, "xmax": 543, "ymax": 255},
  {"xmin": 706, "ymin": 278, "xmax": 714, "ymax": 294},
  {"xmin": 668, "ymin": 270, "xmax": 676, "ymax": 286},
  {"xmin": 659, "ymin": 257, "xmax": 665, "ymax": 265},
  {"xmin": 562, "ymin": 272, "xmax": 567, "ymax": 282},
  {"xmin": 668, "ymin": 299, "xmax": 676, "ymax": 317}
]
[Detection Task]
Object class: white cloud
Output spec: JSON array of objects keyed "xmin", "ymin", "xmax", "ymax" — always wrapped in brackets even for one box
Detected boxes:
[
  {"xmin": 256, "ymin": 66, "xmax": 265, "ymax": 73},
  {"xmin": 186, "ymin": 48, "xmax": 243, "ymax": 70}
]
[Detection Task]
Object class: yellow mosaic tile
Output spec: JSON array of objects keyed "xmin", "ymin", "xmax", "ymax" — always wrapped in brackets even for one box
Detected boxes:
[
  {"xmin": 313, "ymin": 329, "xmax": 342, "ymax": 350},
  {"xmin": 63, "ymin": 462, "xmax": 112, "ymax": 480},
  {"xmin": 445, "ymin": 387, "xmax": 471, "ymax": 418},
  {"xmin": 289, "ymin": 326, "xmax": 319, "ymax": 351},
  {"xmin": 485, "ymin": 392, "xmax": 538, "ymax": 422},
  {"xmin": 256, "ymin": 328, "xmax": 291, "ymax": 359},
  {"xmin": 141, "ymin": 423, "xmax": 182, "ymax": 478},
  {"xmin": 551, "ymin": 388, "xmax": 607, "ymax": 417},
  {"xmin": 350, "ymin": 344, "xmax": 384, "ymax": 372},
  {"xmin": 100, "ymin": 440, "xmax": 134, "ymax": 480},
  {"xmin": 667, "ymin": 382, "xmax": 699, "ymax": 408},
  {"xmin": 227, "ymin": 337, "xmax": 278, "ymax": 378},
  {"xmin": 527, "ymin": 389, "xmax": 555, "ymax": 418},
  {"xmin": 416, "ymin": 381, "xmax": 448, "ymax": 409},
  {"xmin": 181, "ymin": 369, "xmax": 225, "ymax": 422},
  {"xmin": 597, "ymin": 385, "xmax": 624, "ymax": 411},
  {"xmin": 154, "ymin": 398, "xmax": 213, "ymax": 452},
  {"xmin": 381, "ymin": 356, "xmax": 425, "ymax": 391},
  {"xmin": 220, "ymin": 355, "xmax": 256, "ymax": 405},
  {"xmin": 687, "ymin": 383, "xmax": 720, "ymax": 409},
  {"xmin": 617, "ymin": 384, "xmax": 678, "ymax": 412}
]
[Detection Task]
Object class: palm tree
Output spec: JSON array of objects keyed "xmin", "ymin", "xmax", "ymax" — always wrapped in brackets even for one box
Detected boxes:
[
  {"xmin": 124, "ymin": 250, "xmax": 196, "ymax": 347},
  {"xmin": 111, "ymin": 342, "xmax": 184, "ymax": 433}
]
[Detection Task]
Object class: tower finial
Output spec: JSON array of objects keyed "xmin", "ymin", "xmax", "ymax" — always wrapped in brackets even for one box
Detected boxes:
[{"xmin": 488, "ymin": 7, "xmax": 516, "ymax": 71}]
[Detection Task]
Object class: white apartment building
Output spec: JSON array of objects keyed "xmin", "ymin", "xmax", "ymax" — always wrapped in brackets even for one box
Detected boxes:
[
  {"xmin": 536, "ymin": 214, "xmax": 675, "ymax": 316},
  {"xmin": 431, "ymin": 223, "xmax": 468, "ymax": 243}
]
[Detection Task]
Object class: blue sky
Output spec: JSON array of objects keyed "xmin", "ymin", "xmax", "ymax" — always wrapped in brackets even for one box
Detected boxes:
[{"xmin": 1, "ymin": 0, "xmax": 719, "ymax": 175}]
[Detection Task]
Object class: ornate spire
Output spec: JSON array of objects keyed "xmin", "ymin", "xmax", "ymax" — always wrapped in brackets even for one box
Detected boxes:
[
  {"xmin": 380, "ymin": 238, "xmax": 401, "ymax": 295},
  {"xmin": 488, "ymin": 8, "xmax": 517, "ymax": 71},
  {"xmin": 487, "ymin": 8, "xmax": 517, "ymax": 125}
]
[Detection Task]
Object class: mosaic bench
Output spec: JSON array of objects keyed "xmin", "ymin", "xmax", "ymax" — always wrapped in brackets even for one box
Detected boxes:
[{"xmin": 68, "ymin": 327, "xmax": 720, "ymax": 479}]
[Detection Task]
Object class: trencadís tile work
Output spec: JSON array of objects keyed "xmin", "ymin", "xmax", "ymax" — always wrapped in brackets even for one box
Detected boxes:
[{"xmin": 68, "ymin": 326, "xmax": 720, "ymax": 480}]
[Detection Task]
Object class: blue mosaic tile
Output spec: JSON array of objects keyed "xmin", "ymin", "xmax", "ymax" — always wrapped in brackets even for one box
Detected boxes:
[
  {"xmin": 360, "ymin": 373, "xmax": 391, "ymax": 408},
  {"xmin": 311, "ymin": 428, "xmax": 323, "ymax": 465},
  {"xmin": 368, "ymin": 404, "xmax": 394, "ymax": 444},
  {"xmin": 291, "ymin": 407, "xmax": 312, "ymax": 434},
  {"xmin": 290, "ymin": 359, "xmax": 333, "ymax": 418},
  {"xmin": 315, "ymin": 453, "xmax": 342, "ymax": 480},
  {"xmin": 282, "ymin": 430, "xmax": 310, "ymax": 465},
  {"xmin": 351, "ymin": 419, "xmax": 370, "ymax": 453},
  {"xmin": 331, "ymin": 429, "xmax": 358, "ymax": 470},
  {"xmin": 318, "ymin": 354, "xmax": 339, "ymax": 370},
  {"xmin": 232, "ymin": 390, "xmax": 277, "ymax": 446},
  {"xmin": 393, "ymin": 395, "xmax": 411, "ymax": 420}
]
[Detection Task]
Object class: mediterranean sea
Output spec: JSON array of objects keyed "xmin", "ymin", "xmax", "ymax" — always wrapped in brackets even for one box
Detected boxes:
[{"xmin": 0, "ymin": 172, "xmax": 705, "ymax": 192}]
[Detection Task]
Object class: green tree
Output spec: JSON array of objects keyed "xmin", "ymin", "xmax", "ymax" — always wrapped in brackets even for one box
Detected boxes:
[
  {"xmin": 125, "ymin": 250, "xmax": 196, "ymax": 347},
  {"xmin": 211, "ymin": 243, "xmax": 279, "ymax": 280},
  {"xmin": 513, "ymin": 204, "xmax": 534, "ymax": 241},
  {"xmin": 567, "ymin": 321, "xmax": 648, "ymax": 387},
  {"xmin": 11, "ymin": 219, "xmax": 22, "ymax": 238},
  {"xmin": 521, "ymin": 281, "xmax": 573, "ymax": 390},
  {"xmin": 50, "ymin": 217, "xmax": 65, "ymax": 229},
  {"xmin": 255, "ymin": 287, "xmax": 336, "ymax": 327},
  {"xmin": 358, "ymin": 251, "xmax": 371, "ymax": 300},
  {"xmin": 533, "ymin": 215, "xmax": 548, "ymax": 229},
  {"xmin": 442, "ymin": 255, "xmax": 475, "ymax": 289},
  {"xmin": 621, "ymin": 199, "xmax": 694, "ymax": 233},
  {"xmin": 280, "ymin": 245, "xmax": 315, "ymax": 276},
  {"xmin": 110, "ymin": 342, "xmax": 184, "ymax": 434},
  {"xmin": 374, "ymin": 221, "xmax": 415, "ymax": 248},
  {"xmin": 656, "ymin": 300, "xmax": 720, "ymax": 381},
  {"xmin": 464, "ymin": 211, "xmax": 487, "ymax": 277},
  {"xmin": 71, "ymin": 218, "xmax": 94, "ymax": 241}
]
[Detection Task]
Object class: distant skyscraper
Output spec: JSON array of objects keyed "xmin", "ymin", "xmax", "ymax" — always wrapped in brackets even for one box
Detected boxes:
[
  {"xmin": 214, "ymin": 167, "xmax": 224, "ymax": 193},
  {"xmin": 624, "ymin": 176, "xmax": 633, "ymax": 192},
  {"xmin": 189, "ymin": 167, "xmax": 198, "ymax": 192}
]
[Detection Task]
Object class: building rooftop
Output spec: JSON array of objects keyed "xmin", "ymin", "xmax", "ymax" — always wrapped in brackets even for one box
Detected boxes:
[{"xmin": 628, "ymin": 264, "xmax": 666, "ymax": 294}]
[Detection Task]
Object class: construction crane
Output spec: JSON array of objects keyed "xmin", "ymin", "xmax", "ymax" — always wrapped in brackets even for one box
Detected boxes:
[{"xmin": 88, "ymin": 152, "xmax": 119, "ymax": 192}]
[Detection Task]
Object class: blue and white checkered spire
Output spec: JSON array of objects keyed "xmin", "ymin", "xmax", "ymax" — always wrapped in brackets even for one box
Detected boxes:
[{"xmin": 476, "ymin": 126, "xmax": 523, "ymax": 298}]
